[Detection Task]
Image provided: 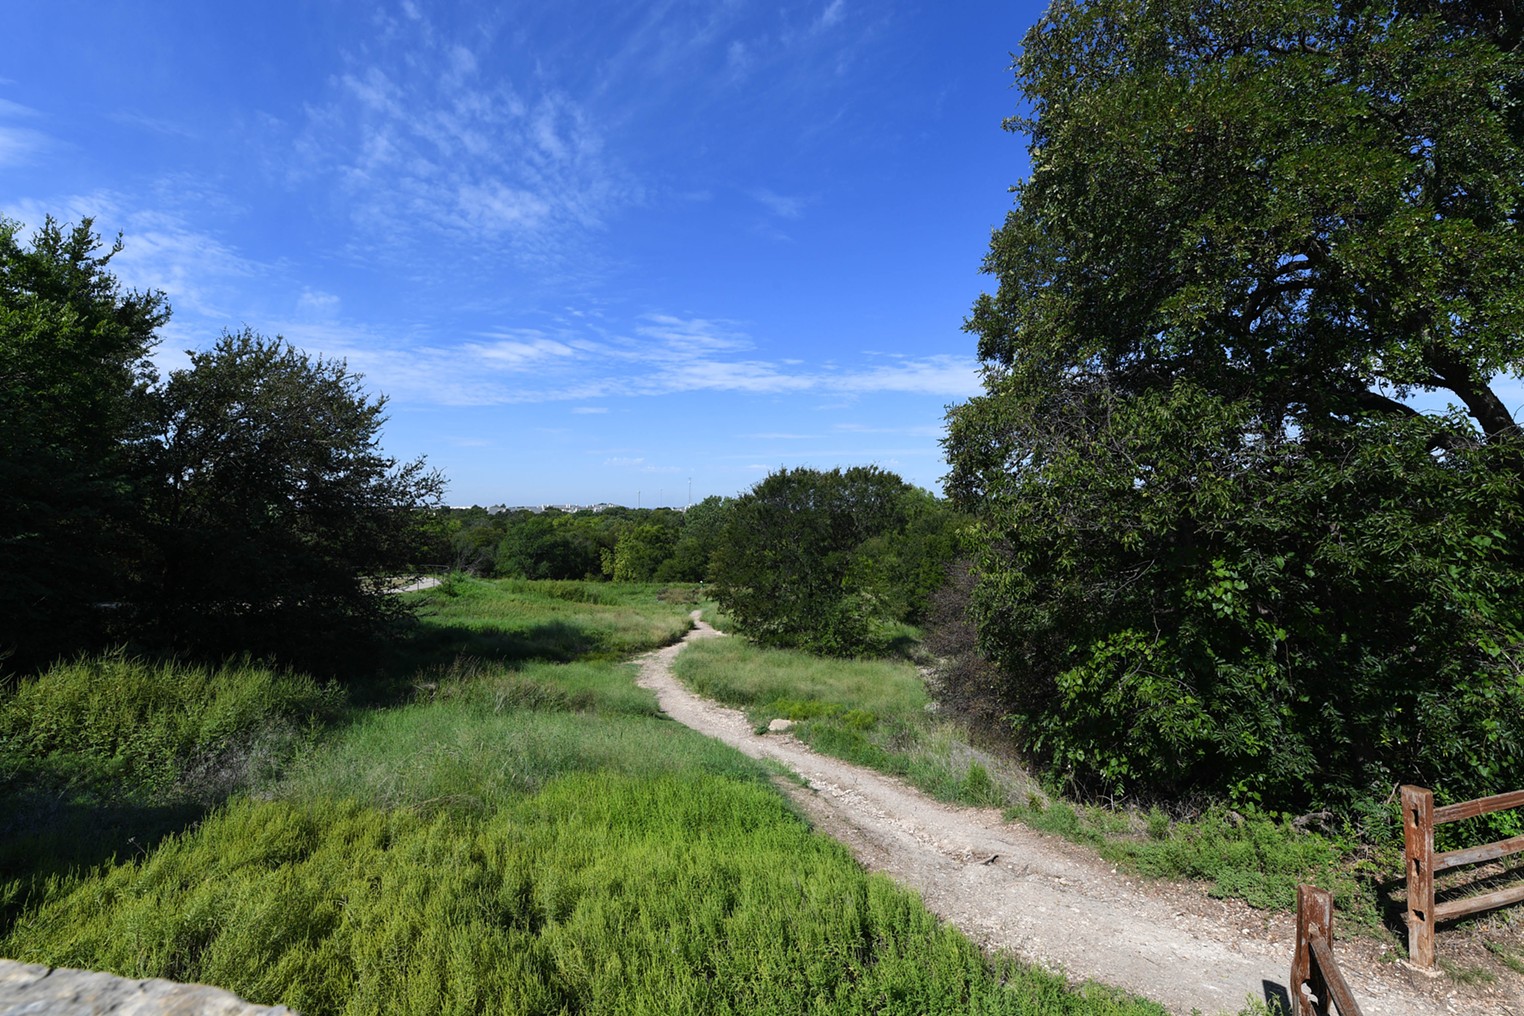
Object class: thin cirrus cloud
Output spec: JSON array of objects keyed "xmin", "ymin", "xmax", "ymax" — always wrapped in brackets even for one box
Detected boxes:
[
  {"xmin": 4, "ymin": 194, "xmax": 264, "ymax": 328},
  {"xmin": 280, "ymin": 312, "xmax": 980, "ymax": 407},
  {"xmin": 296, "ymin": 16, "xmax": 631, "ymax": 281},
  {"xmin": 0, "ymin": 98, "xmax": 49, "ymax": 169},
  {"xmin": 751, "ymin": 188, "xmax": 806, "ymax": 219}
]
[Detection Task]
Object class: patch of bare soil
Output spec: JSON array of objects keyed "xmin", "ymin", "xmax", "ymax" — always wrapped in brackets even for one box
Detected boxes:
[{"xmin": 636, "ymin": 615, "xmax": 1523, "ymax": 1016}]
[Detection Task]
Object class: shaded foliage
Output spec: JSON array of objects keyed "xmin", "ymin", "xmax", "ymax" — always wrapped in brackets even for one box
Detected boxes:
[
  {"xmin": 945, "ymin": 0, "xmax": 1524, "ymax": 815},
  {"xmin": 0, "ymin": 218, "xmax": 166, "ymax": 670},
  {"xmin": 0, "ymin": 220, "xmax": 442, "ymax": 677},
  {"xmin": 138, "ymin": 330, "xmax": 444, "ymax": 673},
  {"xmin": 713, "ymin": 466, "xmax": 962, "ymax": 656}
]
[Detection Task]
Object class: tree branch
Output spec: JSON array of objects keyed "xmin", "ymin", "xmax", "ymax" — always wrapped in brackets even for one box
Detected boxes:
[{"xmin": 1425, "ymin": 348, "xmax": 1521, "ymax": 441}]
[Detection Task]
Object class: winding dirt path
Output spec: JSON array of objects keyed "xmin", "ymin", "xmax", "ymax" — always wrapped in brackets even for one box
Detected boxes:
[{"xmin": 636, "ymin": 616, "xmax": 1513, "ymax": 1016}]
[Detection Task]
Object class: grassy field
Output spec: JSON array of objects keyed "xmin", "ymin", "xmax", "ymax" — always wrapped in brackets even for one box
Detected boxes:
[
  {"xmin": 0, "ymin": 578, "xmax": 1168, "ymax": 1015},
  {"xmin": 672, "ymin": 632, "xmax": 1389, "ymax": 932},
  {"xmin": 403, "ymin": 576, "xmax": 696, "ymax": 666}
]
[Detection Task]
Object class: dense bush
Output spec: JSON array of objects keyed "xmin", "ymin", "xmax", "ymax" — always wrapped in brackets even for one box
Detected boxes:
[
  {"xmin": 0, "ymin": 218, "xmax": 165, "ymax": 671},
  {"xmin": 1, "ymin": 220, "xmax": 443, "ymax": 677},
  {"xmin": 957, "ymin": 386, "xmax": 1524, "ymax": 811},
  {"xmin": 711, "ymin": 467, "xmax": 962, "ymax": 656}
]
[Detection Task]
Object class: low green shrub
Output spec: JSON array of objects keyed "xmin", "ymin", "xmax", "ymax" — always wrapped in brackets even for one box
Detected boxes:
[{"xmin": 0, "ymin": 654, "xmax": 342, "ymax": 802}]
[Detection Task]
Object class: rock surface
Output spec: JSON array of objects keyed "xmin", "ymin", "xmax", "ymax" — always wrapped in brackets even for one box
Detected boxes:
[{"xmin": 0, "ymin": 959, "xmax": 296, "ymax": 1015}]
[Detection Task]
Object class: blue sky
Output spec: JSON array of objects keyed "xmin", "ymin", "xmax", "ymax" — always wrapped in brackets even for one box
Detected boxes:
[{"xmin": 4, "ymin": 1, "xmax": 1045, "ymax": 507}]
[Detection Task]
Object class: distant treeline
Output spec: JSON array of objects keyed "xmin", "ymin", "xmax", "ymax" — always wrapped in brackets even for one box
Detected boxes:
[
  {"xmin": 433, "ymin": 498, "xmax": 730, "ymax": 584},
  {"xmin": 441, "ymin": 466, "xmax": 967, "ymax": 658}
]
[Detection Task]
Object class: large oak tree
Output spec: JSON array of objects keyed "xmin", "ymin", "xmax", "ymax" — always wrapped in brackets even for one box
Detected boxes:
[{"xmin": 945, "ymin": 1, "xmax": 1524, "ymax": 809}]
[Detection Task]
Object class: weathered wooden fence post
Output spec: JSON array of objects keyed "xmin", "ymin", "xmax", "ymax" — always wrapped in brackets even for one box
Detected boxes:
[
  {"xmin": 1401, "ymin": 784, "xmax": 1436, "ymax": 969},
  {"xmin": 1291, "ymin": 884, "xmax": 1332, "ymax": 1015},
  {"xmin": 1292, "ymin": 885, "xmax": 1365, "ymax": 1016}
]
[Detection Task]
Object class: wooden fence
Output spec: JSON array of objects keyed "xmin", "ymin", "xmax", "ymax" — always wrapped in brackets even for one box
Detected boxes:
[
  {"xmin": 1291, "ymin": 885, "xmax": 1364, "ymax": 1016},
  {"xmin": 1402, "ymin": 784, "xmax": 1524, "ymax": 968}
]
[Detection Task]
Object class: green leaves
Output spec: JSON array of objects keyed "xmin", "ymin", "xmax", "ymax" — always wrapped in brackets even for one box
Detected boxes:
[
  {"xmin": 712, "ymin": 467, "xmax": 961, "ymax": 657},
  {"xmin": 0, "ymin": 217, "xmax": 168, "ymax": 670},
  {"xmin": 141, "ymin": 330, "xmax": 445, "ymax": 672},
  {"xmin": 947, "ymin": 0, "xmax": 1524, "ymax": 816}
]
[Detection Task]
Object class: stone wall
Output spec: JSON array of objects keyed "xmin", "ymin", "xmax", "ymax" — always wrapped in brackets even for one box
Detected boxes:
[{"xmin": 0, "ymin": 959, "xmax": 296, "ymax": 1015}]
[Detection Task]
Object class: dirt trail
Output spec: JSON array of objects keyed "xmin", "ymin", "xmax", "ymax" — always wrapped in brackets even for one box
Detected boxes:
[{"xmin": 637, "ymin": 616, "xmax": 1515, "ymax": 1016}]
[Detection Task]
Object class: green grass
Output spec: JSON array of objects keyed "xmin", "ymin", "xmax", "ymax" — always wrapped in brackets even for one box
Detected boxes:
[
  {"xmin": 698, "ymin": 599, "xmax": 735, "ymax": 632},
  {"xmin": 277, "ymin": 659, "xmax": 766, "ymax": 813},
  {"xmin": 0, "ymin": 654, "xmax": 342, "ymax": 799},
  {"xmin": 400, "ymin": 576, "xmax": 696, "ymax": 668},
  {"xmin": 672, "ymin": 635, "xmax": 929, "ymax": 725},
  {"xmin": 0, "ymin": 580, "xmax": 1177, "ymax": 1014},
  {"xmin": 1006, "ymin": 799, "xmax": 1381, "ymax": 927},
  {"xmin": 672, "ymin": 633, "xmax": 1394, "ymax": 934},
  {"xmin": 0, "ymin": 654, "xmax": 344, "ymax": 884},
  {"xmin": 673, "ymin": 636, "xmax": 1031, "ymax": 809},
  {"xmin": 2, "ymin": 775, "xmax": 1163, "ymax": 1016}
]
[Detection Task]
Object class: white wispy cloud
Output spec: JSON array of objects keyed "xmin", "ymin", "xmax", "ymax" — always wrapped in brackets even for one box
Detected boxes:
[
  {"xmin": 298, "ymin": 15, "xmax": 634, "ymax": 280},
  {"xmin": 0, "ymin": 99, "xmax": 40, "ymax": 118},
  {"xmin": 108, "ymin": 110, "xmax": 197, "ymax": 138},
  {"xmin": 464, "ymin": 336, "xmax": 579, "ymax": 369},
  {"xmin": 3, "ymin": 193, "xmax": 263, "ymax": 323},
  {"xmin": 0, "ymin": 125, "xmax": 50, "ymax": 168},
  {"xmin": 273, "ymin": 310, "xmax": 979, "ymax": 408},
  {"xmin": 751, "ymin": 188, "xmax": 806, "ymax": 219}
]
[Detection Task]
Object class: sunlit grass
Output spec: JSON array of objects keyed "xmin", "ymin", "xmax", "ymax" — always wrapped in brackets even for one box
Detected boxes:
[
  {"xmin": 0, "ymin": 655, "xmax": 344, "ymax": 884},
  {"xmin": 401, "ymin": 576, "xmax": 695, "ymax": 664},
  {"xmin": 674, "ymin": 633, "xmax": 1383, "ymax": 933},
  {"xmin": 673, "ymin": 635, "xmax": 1031, "ymax": 808},
  {"xmin": 3, "ymin": 775, "xmax": 1165, "ymax": 1016},
  {"xmin": 1, "ymin": 581, "xmax": 1178, "ymax": 1014},
  {"xmin": 673, "ymin": 635, "xmax": 929, "ymax": 723},
  {"xmin": 277, "ymin": 660, "xmax": 765, "ymax": 812},
  {"xmin": 0, "ymin": 654, "xmax": 342, "ymax": 798}
]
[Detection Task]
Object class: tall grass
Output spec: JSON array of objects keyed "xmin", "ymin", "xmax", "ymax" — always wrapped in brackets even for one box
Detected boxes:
[
  {"xmin": 1, "ymin": 582, "xmax": 1177, "ymax": 1014},
  {"xmin": 673, "ymin": 636, "xmax": 1032, "ymax": 808},
  {"xmin": 0, "ymin": 654, "xmax": 344, "ymax": 910},
  {"xmin": 0, "ymin": 654, "xmax": 342, "ymax": 802},
  {"xmin": 3, "ymin": 774, "xmax": 1163, "ymax": 1016},
  {"xmin": 673, "ymin": 636, "xmax": 930, "ymax": 723},
  {"xmin": 673, "ymin": 634, "xmax": 1378, "ymax": 927},
  {"xmin": 278, "ymin": 659, "xmax": 765, "ymax": 812}
]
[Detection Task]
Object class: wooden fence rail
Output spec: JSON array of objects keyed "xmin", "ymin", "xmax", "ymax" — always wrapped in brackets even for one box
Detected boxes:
[
  {"xmin": 1291, "ymin": 885, "xmax": 1364, "ymax": 1016},
  {"xmin": 1402, "ymin": 784, "xmax": 1524, "ymax": 968}
]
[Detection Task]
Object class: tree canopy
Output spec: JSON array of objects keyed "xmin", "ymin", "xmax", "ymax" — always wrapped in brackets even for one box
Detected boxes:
[
  {"xmin": 139, "ymin": 330, "xmax": 444, "ymax": 670},
  {"xmin": 0, "ymin": 218, "xmax": 166, "ymax": 669},
  {"xmin": 0, "ymin": 219, "xmax": 442, "ymax": 676},
  {"xmin": 713, "ymin": 467, "xmax": 960, "ymax": 656},
  {"xmin": 945, "ymin": 0, "xmax": 1524, "ymax": 811}
]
